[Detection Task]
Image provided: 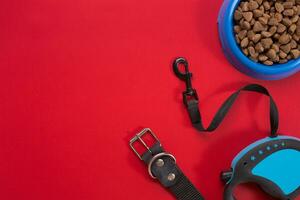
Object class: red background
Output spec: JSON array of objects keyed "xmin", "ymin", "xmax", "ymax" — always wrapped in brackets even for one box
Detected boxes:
[{"xmin": 1, "ymin": 0, "xmax": 300, "ymax": 200}]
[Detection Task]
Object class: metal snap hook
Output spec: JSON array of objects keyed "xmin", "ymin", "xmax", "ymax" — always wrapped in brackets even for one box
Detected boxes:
[{"xmin": 172, "ymin": 57, "xmax": 199, "ymax": 106}]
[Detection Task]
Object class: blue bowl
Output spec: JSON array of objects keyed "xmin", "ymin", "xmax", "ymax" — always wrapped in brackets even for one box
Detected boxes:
[{"xmin": 218, "ymin": 0, "xmax": 300, "ymax": 80}]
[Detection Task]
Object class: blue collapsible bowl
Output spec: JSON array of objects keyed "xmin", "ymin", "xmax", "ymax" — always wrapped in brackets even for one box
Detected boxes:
[{"xmin": 218, "ymin": 0, "xmax": 300, "ymax": 80}]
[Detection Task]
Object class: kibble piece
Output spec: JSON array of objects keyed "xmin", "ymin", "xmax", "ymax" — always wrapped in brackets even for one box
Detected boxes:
[
  {"xmin": 248, "ymin": 0, "xmax": 259, "ymax": 10},
  {"xmin": 262, "ymin": 13, "xmax": 270, "ymax": 19},
  {"xmin": 274, "ymin": 13, "xmax": 283, "ymax": 22},
  {"xmin": 243, "ymin": 12, "xmax": 253, "ymax": 22},
  {"xmin": 266, "ymin": 49, "xmax": 277, "ymax": 59},
  {"xmin": 241, "ymin": 38, "xmax": 249, "ymax": 47},
  {"xmin": 253, "ymin": 21, "xmax": 265, "ymax": 32},
  {"xmin": 243, "ymin": 48, "xmax": 249, "ymax": 56},
  {"xmin": 291, "ymin": 39, "xmax": 298, "ymax": 48},
  {"xmin": 258, "ymin": 55, "xmax": 268, "ymax": 61},
  {"xmin": 258, "ymin": 16, "xmax": 269, "ymax": 25},
  {"xmin": 280, "ymin": 43, "xmax": 292, "ymax": 54},
  {"xmin": 272, "ymin": 44, "xmax": 280, "ymax": 52},
  {"xmin": 277, "ymin": 23, "xmax": 287, "ymax": 33},
  {"xmin": 259, "ymin": 5, "xmax": 265, "ymax": 12},
  {"xmin": 263, "ymin": 1, "xmax": 271, "ymax": 10},
  {"xmin": 268, "ymin": 17, "xmax": 278, "ymax": 26},
  {"xmin": 291, "ymin": 49, "xmax": 300, "ymax": 59},
  {"xmin": 264, "ymin": 60, "xmax": 274, "ymax": 65},
  {"xmin": 252, "ymin": 34, "xmax": 262, "ymax": 43},
  {"xmin": 261, "ymin": 38, "xmax": 273, "ymax": 49},
  {"xmin": 283, "ymin": 9, "xmax": 295, "ymax": 16},
  {"xmin": 242, "ymin": 2, "xmax": 249, "ymax": 11},
  {"xmin": 289, "ymin": 24, "xmax": 297, "ymax": 34},
  {"xmin": 247, "ymin": 30, "xmax": 255, "ymax": 38},
  {"xmin": 248, "ymin": 46, "xmax": 257, "ymax": 57},
  {"xmin": 279, "ymin": 34, "xmax": 291, "ymax": 44},
  {"xmin": 283, "ymin": 2, "xmax": 294, "ymax": 9},
  {"xmin": 292, "ymin": 15, "xmax": 299, "ymax": 23},
  {"xmin": 275, "ymin": 3, "xmax": 284, "ymax": 13},
  {"xmin": 274, "ymin": 33, "xmax": 281, "ymax": 39},
  {"xmin": 253, "ymin": 9, "xmax": 264, "ymax": 18},
  {"xmin": 291, "ymin": 49, "xmax": 300, "ymax": 58},
  {"xmin": 293, "ymin": 5, "xmax": 298, "ymax": 10},
  {"xmin": 241, "ymin": 21, "xmax": 251, "ymax": 30},
  {"xmin": 234, "ymin": 25, "xmax": 241, "ymax": 33},
  {"xmin": 282, "ymin": 18, "xmax": 292, "ymax": 26},
  {"xmin": 293, "ymin": 34, "xmax": 300, "ymax": 41},
  {"xmin": 238, "ymin": 30, "xmax": 248, "ymax": 40},
  {"xmin": 293, "ymin": 6, "xmax": 298, "ymax": 13},
  {"xmin": 279, "ymin": 50, "xmax": 288, "ymax": 58},
  {"xmin": 269, "ymin": 26, "xmax": 277, "ymax": 35},
  {"xmin": 287, "ymin": 54, "xmax": 292, "ymax": 59},
  {"xmin": 262, "ymin": 31, "xmax": 272, "ymax": 37},
  {"xmin": 255, "ymin": 42, "xmax": 264, "ymax": 52},
  {"xmin": 234, "ymin": 10, "xmax": 243, "ymax": 21}
]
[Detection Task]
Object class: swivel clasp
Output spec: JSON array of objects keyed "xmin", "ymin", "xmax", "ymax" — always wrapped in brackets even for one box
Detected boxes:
[{"xmin": 173, "ymin": 57, "xmax": 199, "ymax": 106}]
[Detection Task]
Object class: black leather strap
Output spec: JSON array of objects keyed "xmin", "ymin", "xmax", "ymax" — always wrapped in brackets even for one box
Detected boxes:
[
  {"xmin": 173, "ymin": 58, "xmax": 279, "ymax": 137},
  {"xmin": 130, "ymin": 129, "xmax": 204, "ymax": 200}
]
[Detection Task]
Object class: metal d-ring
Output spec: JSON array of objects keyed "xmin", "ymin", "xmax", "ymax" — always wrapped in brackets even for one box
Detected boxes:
[{"xmin": 148, "ymin": 152, "xmax": 176, "ymax": 179}]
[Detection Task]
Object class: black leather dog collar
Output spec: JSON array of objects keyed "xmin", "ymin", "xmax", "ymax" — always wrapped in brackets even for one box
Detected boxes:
[{"xmin": 130, "ymin": 128, "xmax": 204, "ymax": 200}]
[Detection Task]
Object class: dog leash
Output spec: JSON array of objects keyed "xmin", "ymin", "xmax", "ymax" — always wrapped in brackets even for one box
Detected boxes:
[
  {"xmin": 173, "ymin": 57, "xmax": 279, "ymax": 137},
  {"xmin": 129, "ymin": 58, "xmax": 300, "ymax": 200}
]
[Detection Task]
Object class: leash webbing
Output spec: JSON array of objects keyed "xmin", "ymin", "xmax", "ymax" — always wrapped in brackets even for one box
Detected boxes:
[{"xmin": 173, "ymin": 57, "xmax": 279, "ymax": 137}]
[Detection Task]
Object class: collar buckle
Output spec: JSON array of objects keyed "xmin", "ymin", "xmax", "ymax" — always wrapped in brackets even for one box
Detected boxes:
[{"xmin": 129, "ymin": 128, "xmax": 160, "ymax": 160}]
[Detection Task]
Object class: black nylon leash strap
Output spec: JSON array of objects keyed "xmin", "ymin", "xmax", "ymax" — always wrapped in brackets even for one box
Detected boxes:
[
  {"xmin": 173, "ymin": 57, "xmax": 279, "ymax": 137},
  {"xmin": 130, "ymin": 128, "xmax": 204, "ymax": 200}
]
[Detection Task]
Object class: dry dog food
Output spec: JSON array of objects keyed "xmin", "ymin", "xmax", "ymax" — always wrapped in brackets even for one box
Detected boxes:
[{"xmin": 234, "ymin": 0, "xmax": 300, "ymax": 65}]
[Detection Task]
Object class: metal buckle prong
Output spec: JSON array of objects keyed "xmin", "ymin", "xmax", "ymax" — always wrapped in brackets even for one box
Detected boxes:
[{"xmin": 130, "ymin": 128, "xmax": 160, "ymax": 160}]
